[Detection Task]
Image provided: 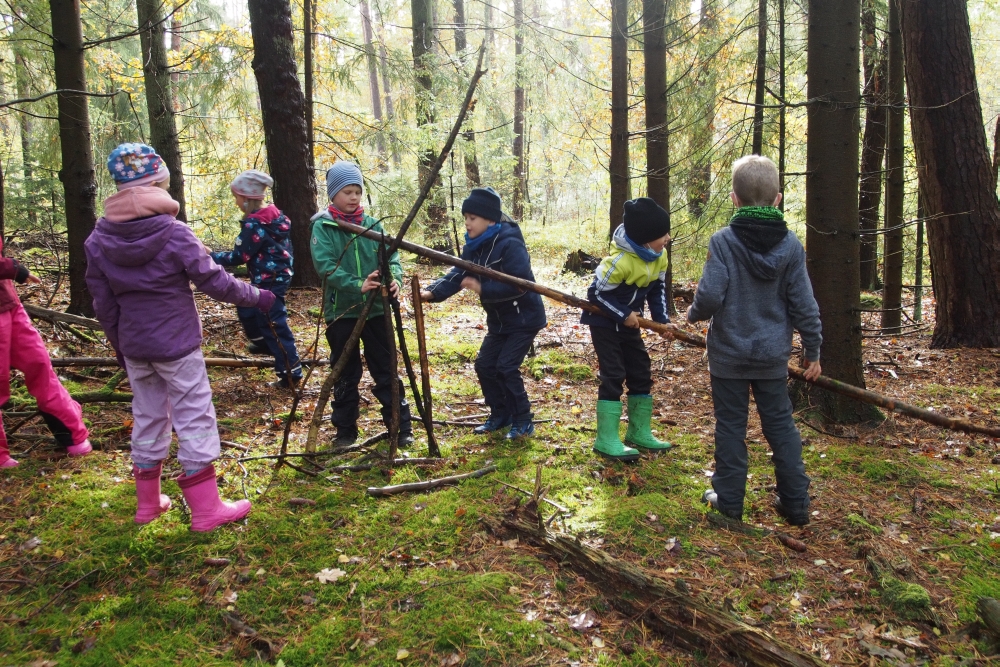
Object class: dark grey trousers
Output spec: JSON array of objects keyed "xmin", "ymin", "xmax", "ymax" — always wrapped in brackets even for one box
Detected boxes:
[{"xmin": 710, "ymin": 375, "xmax": 810, "ymax": 517}]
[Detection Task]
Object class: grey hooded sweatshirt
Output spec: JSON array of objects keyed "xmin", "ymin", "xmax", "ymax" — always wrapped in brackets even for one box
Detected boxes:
[{"xmin": 687, "ymin": 227, "xmax": 822, "ymax": 379}]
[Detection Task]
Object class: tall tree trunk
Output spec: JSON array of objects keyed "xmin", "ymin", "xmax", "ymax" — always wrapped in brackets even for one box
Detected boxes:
[
  {"xmin": 512, "ymin": 0, "xmax": 526, "ymax": 220},
  {"xmin": 777, "ymin": 0, "xmax": 785, "ymax": 203},
  {"xmin": 0, "ymin": 161, "xmax": 5, "ymax": 246},
  {"xmin": 644, "ymin": 0, "xmax": 671, "ymax": 310},
  {"xmin": 751, "ymin": 0, "xmax": 767, "ymax": 155},
  {"xmin": 304, "ymin": 0, "xmax": 315, "ymax": 171},
  {"xmin": 992, "ymin": 115, "xmax": 999, "ymax": 192},
  {"xmin": 247, "ymin": 0, "xmax": 320, "ymax": 286},
  {"xmin": 609, "ymin": 0, "xmax": 630, "ymax": 237},
  {"xmin": 375, "ymin": 15, "xmax": 401, "ymax": 168},
  {"xmin": 901, "ymin": 0, "xmax": 1000, "ymax": 347},
  {"xmin": 454, "ymin": 0, "xmax": 480, "ymax": 187},
  {"xmin": 170, "ymin": 4, "xmax": 181, "ymax": 94},
  {"xmin": 687, "ymin": 0, "xmax": 716, "ymax": 218},
  {"xmin": 14, "ymin": 51, "xmax": 37, "ymax": 226},
  {"xmin": 360, "ymin": 0, "xmax": 387, "ymax": 165},
  {"xmin": 453, "ymin": 0, "xmax": 467, "ymax": 52},
  {"xmin": 913, "ymin": 192, "xmax": 924, "ymax": 322},
  {"xmin": 50, "ymin": 0, "xmax": 97, "ymax": 316},
  {"xmin": 137, "ymin": 0, "xmax": 186, "ymax": 221},
  {"xmin": 411, "ymin": 0, "xmax": 448, "ymax": 245},
  {"xmin": 880, "ymin": 0, "xmax": 905, "ymax": 333},
  {"xmin": 858, "ymin": 2, "xmax": 887, "ymax": 292},
  {"xmin": 805, "ymin": 0, "xmax": 877, "ymax": 422}
]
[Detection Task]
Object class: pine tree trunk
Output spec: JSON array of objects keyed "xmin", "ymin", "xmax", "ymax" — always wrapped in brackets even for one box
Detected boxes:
[
  {"xmin": 170, "ymin": 5, "xmax": 181, "ymax": 93},
  {"xmin": 777, "ymin": 0, "xmax": 785, "ymax": 201},
  {"xmin": 687, "ymin": 0, "xmax": 716, "ymax": 218},
  {"xmin": 901, "ymin": 0, "xmax": 1000, "ymax": 348},
  {"xmin": 360, "ymin": 0, "xmax": 387, "ymax": 165},
  {"xmin": 858, "ymin": 0, "xmax": 887, "ymax": 291},
  {"xmin": 49, "ymin": 0, "xmax": 97, "ymax": 316},
  {"xmin": 644, "ymin": 0, "xmax": 672, "ymax": 310},
  {"xmin": 247, "ymin": 0, "xmax": 320, "ymax": 286},
  {"xmin": 751, "ymin": 0, "xmax": 767, "ymax": 155},
  {"xmin": 411, "ymin": 0, "xmax": 448, "ymax": 245},
  {"xmin": 512, "ymin": 0, "xmax": 526, "ymax": 220},
  {"xmin": 137, "ymin": 0, "xmax": 186, "ymax": 221},
  {"xmin": 14, "ymin": 51, "xmax": 37, "ymax": 226},
  {"xmin": 453, "ymin": 0, "xmax": 467, "ymax": 52},
  {"xmin": 454, "ymin": 0, "xmax": 480, "ymax": 187},
  {"xmin": 609, "ymin": 0, "xmax": 630, "ymax": 237},
  {"xmin": 880, "ymin": 0, "xmax": 905, "ymax": 333},
  {"xmin": 375, "ymin": 15, "xmax": 401, "ymax": 168},
  {"xmin": 805, "ymin": 0, "xmax": 878, "ymax": 422}
]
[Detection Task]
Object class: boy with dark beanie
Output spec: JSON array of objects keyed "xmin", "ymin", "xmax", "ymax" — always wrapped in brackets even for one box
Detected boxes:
[
  {"xmin": 688, "ymin": 155, "xmax": 822, "ymax": 526},
  {"xmin": 420, "ymin": 187, "xmax": 546, "ymax": 440},
  {"xmin": 582, "ymin": 197, "xmax": 673, "ymax": 462}
]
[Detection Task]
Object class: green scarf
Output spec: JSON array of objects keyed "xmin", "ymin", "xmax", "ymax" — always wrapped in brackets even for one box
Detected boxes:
[
  {"xmin": 728, "ymin": 206, "xmax": 788, "ymax": 254},
  {"xmin": 729, "ymin": 205, "xmax": 784, "ymax": 222}
]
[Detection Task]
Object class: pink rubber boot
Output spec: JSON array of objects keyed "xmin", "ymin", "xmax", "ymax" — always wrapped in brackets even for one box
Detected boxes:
[
  {"xmin": 67, "ymin": 439, "xmax": 93, "ymax": 457},
  {"xmin": 176, "ymin": 465, "xmax": 251, "ymax": 532},
  {"xmin": 0, "ymin": 456, "xmax": 19, "ymax": 468},
  {"xmin": 133, "ymin": 463, "xmax": 172, "ymax": 524}
]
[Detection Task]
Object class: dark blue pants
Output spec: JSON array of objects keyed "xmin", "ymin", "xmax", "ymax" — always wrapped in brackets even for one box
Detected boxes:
[
  {"xmin": 590, "ymin": 326, "xmax": 652, "ymax": 401},
  {"xmin": 474, "ymin": 330, "xmax": 539, "ymax": 420},
  {"xmin": 710, "ymin": 375, "xmax": 810, "ymax": 518},
  {"xmin": 237, "ymin": 282, "xmax": 301, "ymax": 382},
  {"xmin": 325, "ymin": 315, "xmax": 413, "ymax": 436}
]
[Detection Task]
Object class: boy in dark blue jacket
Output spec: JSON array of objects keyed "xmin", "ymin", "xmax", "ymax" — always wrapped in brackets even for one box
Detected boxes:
[
  {"xmin": 212, "ymin": 170, "xmax": 302, "ymax": 389},
  {"xmin": 582, "ymin": 198, "xmax": 673, "ymax": 462},
  {"xmin": 420, "ymin": 188, "xmax": 547, "ymax": 439}
]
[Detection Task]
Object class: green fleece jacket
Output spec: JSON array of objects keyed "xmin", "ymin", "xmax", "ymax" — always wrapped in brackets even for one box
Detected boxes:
[{"xmin": 309, "ymin": 211, "xmax": 403, "ymax": 323}]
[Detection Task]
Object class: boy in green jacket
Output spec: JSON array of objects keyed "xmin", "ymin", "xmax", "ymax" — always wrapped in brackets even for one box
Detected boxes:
[{"xmin": 310, "ymin": 162, "xmax": 414, "ymax": 446}]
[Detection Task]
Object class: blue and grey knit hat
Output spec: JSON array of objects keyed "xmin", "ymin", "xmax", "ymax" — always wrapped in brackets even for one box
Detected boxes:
[
  {"xmin": 325, "ymin": 161, "xmax": 363, "ymax": 201},
  {"xmin": 107, "ymin": 143, "xmax": 170, "ymax": 190}
]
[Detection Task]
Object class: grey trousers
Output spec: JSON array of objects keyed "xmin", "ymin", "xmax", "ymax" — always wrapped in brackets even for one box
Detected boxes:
[{"xmin": 710, "ymin": 375, "xmax": 810, "ymax": 517}]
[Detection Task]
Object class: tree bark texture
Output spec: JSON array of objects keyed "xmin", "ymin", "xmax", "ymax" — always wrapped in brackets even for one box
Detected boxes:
[
  {"xmin": 777, "ymin": 0, "xmax": 785, "ymax": 202},
  {"xmin": 643, "ymin": 0, "xmax": 671, "ymax": 310},
  {"xmin": 359, "ymin": 0, "xmax": 387, "ymax": 164},
  {"xmin": 463, "ymin": 100, "xmax": 482, "ymax": 187},
  {"xmin": 411, "ymin": 0, "xmax": 448, "ymax": 244},
  {"xmin": 858, "ymin": 0, "xmax": 887, "ymax": 291},
  {"xmin": 881, "ymin": 0, "xmax": 905, "ymax": 333},
  {"xmin": 137, "ymin": 0, "xmax": 186, "ymax": 221},
  {"xmin": 376, "ymin": 17, "xmax": 400, "ymax": 167},
  {"xmin": 609, "ymin": 0, "xmax": 630, "ymax": 237},
  {"xmin": 49, "ymin": 0, "xmax": 97, "ymax": 316},
  {"xmin": 901, "ymin": 0, "xmax": 1000, "ymax": 347},
  {"xmin": 512, "ymin": 0, "xmax": 527, "ymax": 220},
  {"xmin": 247, "ymin": 0, "xmax": 320, "ymax": 286},
  {"xmin": 805, "ymin": 0, "xmax": 877, "ymax": 422},
  {"xmin": 453, "ymin": 0, "xmax": 467, "ymax": 52},
  {"xmin": 14, "ymin": 50, "xmax": 38, "ymax": 226},
  {"xmin": 687, "ymin": 0, "xmax": 716, "ymax": 218},
  {"xmin": 751, "ymin": 0, "xmax": 767, "ymax": 155}
]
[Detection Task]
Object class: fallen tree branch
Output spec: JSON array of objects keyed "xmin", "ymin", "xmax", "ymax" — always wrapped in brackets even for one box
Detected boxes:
[
  {"xmin": 334, "ymin": 220, "xmax": 1000, "ymax": 439},
  {"xmin": 366, "ymin": 464, "xmax": 497, "ymax": 497},
  {"xmin": 328, "ymin": 457, "xmax": 443, "ymax": 473},
  {"xmin": 481, "ymin": 505, "xmax": 825, "ymax": 667},
  {"xmin": 24, "ymin": 304, "xmax": 103, "ymax": 330},
  {"xmin": 48, "ymin": 357, "xmax": 329, "ymax": 368}
]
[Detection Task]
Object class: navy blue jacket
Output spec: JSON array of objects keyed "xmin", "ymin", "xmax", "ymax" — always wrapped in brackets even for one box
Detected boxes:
[
  {"xmin": 211, "ymin": 204, "xmax": 294, "ymax": 285},
  {"xmin": 427, "ymin": 221, "xmax": 547, "ymax": 334}
]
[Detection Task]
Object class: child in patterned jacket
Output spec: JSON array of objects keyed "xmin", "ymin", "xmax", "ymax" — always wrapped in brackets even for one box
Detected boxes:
[{"xmin": 212, "ymin": 170, "xmax": 302, "ymax": 389}]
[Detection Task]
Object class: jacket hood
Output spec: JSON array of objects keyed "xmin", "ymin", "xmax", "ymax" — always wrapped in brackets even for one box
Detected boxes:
[
  {"xmin": 496, "ymin": 220, "xmax": 527, "ymax": 244},
  {"xmin": 720, "ymin": 227, "xmax": 795, "ymax": 281},
  {"xmin": 102, "ymin": 185, "xmax": 180, "ymax": 223},
  {"xmin": 90, "ymin": 214, "xmax": 178, "ymax": 267},
  {"xmin": 246, "ymin": 204, "xmax": 283, "ymax": 226}
]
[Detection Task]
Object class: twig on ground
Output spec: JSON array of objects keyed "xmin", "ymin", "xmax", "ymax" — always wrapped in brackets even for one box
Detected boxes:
[{"xmin": 366, "ymin": 464, "xmax": 497, "ymax": 497}]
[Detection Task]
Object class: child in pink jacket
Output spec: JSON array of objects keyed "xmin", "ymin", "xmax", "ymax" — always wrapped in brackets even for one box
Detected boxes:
[
  {"xmin": 85, "ymin": 143, "xmax": 276, "ymax": 531},
  {"xmin": 1, "ymin": 241, "xmax": 92, "ymax": 468}
]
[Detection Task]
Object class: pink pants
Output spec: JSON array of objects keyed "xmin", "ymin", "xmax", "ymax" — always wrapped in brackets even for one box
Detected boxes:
[
  {"xmin": 0, "ymin": 303, "xmax": 89, "ymax": 460},
  {"xmin": 124, "ymin": 348, "xmax": 221, "ymax": 470}
]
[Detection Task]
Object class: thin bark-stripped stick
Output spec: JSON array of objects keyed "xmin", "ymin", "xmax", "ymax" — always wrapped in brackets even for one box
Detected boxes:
[
  {"xmin": 411, "ymin": 275, "xmax": 440, "ymax": 457},
  {"xmin": 367, "ymin": 464, "xmax": 497, "ymax": 497}
]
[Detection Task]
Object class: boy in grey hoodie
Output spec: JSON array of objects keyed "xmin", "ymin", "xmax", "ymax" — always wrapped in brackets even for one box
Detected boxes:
[{"xmin": 687, "ymin": 155, "xmax": 822, "ymax": 526}]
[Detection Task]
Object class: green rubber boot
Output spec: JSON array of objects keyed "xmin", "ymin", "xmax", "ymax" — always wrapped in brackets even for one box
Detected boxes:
[
  {"xmin": 624, "ymin": 395, "xmax": 672, "ymax": 451},
  {"xmin": 593, "ymin": 400, "xmax": 640, "ymax": 462}
]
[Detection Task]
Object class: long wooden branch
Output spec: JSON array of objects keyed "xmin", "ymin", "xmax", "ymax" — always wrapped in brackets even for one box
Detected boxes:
[
  {"xmin": 482, "ymin": 505, "xmax": 825, "ymax": 667},
  {"xmin": 47, "ymin": 357, "xmax": 330, "ymax": 368},
  {"xmin": 366, "ymin": 464, "xmax": 497, "ymax": 497},
  {"xmin": 332, "ymin": 220, "xmax": 1000, "ymax": 439},
  {"xmin": 24, "ymin": 304, "xmax": 103, "ymax": 330}
]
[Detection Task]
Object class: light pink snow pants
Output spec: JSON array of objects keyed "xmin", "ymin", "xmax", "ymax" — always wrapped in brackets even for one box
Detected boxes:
[
  {"xmin": 0, "ymin": 303, "xmax": 89, "ymax": 460},
  {"xmin": 124, "ymin": 349, "xmax": 221, "ymax": 470}
]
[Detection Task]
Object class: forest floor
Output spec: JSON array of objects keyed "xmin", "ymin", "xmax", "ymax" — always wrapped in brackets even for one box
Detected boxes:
[{"xmin": 2, "ymin": 255, "xmax": 1000, "ymax": 667}]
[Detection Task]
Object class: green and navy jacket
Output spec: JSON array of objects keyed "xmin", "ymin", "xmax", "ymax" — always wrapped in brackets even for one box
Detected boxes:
[
  {"xmin": 309, "ymin": 210, "xmax": 403, "ymax": 323},
  {"xmin": 581, "ymin": 224, "xmax": 670, "ymax": 330}
]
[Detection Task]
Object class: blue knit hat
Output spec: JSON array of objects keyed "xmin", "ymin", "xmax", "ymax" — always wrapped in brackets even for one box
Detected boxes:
[
  {"xmin": 326, "ymin": 162, "xmax": 363, "ymax": 201},
  {"xmin": 107, "ymin": 143, "xmax": 170, "ymax": 190},
  {"xmin": 461, "ymin": 187, "xmax": 503, "ymax": 223}
]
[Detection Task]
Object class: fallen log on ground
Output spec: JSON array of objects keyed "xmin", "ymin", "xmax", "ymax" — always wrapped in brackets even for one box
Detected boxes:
[
  {"xmin": 23, "ymin": 304, "xmax": 103, "ymax": 330},
  {"xmin": 366, "ymin": 464, "xmax": 497, "ymax": 497},
  {"xmin": 481, "ymin": 503, "xmax": 826, "ymax": 667},
  {"xmin": 334, "ymin": 220, "xmax": 1000, "ymax": 439},
  {"xmin": 48, "ymin": 357, "xmax": 330, "ymax": 368}
]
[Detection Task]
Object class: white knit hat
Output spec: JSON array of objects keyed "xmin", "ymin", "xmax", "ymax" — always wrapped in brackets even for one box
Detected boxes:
[{"xmin": 230, "ymin": 169, "xmax": 273, "ymax": 199}]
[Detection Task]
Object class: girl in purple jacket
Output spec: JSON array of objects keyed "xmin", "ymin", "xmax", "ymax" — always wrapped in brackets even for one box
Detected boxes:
[{"xmin": 85, "ymin": 144, "xmax": 276, "ymax": 532}]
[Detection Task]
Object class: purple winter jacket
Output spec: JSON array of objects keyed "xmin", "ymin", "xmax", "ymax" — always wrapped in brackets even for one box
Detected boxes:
[{"xmin": 85, "ymin": 214, "xmax": 264, "ymax": 362}]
